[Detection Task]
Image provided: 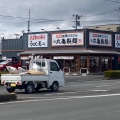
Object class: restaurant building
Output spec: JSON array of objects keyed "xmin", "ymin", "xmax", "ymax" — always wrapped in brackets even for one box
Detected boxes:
[{"xmin": 2, "ymin": 28, "xmax": 120, "ymax": 74}]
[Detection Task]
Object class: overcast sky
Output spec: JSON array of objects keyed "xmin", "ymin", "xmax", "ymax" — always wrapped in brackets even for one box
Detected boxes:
[{"xmin": 0, "ymin": 0, "xmax": 120, "ymax": 38}]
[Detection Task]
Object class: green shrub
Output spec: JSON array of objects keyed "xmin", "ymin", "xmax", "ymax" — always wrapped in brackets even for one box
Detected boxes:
[{"xmin": 104, "ymin": 70, "xmax": 120, "ymax": 79}]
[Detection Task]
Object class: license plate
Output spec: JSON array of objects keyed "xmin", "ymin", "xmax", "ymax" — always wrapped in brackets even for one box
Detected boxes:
[{"xmin": 11, "ymin": 83, "xmax": 16, "ymax": 87}]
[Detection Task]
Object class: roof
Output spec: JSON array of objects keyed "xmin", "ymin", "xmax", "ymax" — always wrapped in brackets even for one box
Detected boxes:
[
  {"xmin": 17, "ymin": 49, "xmax": 120, "ymax": 56},
  {"xmin": 84, "ymin": 24, "xmax": 120, "ymax": 32}
]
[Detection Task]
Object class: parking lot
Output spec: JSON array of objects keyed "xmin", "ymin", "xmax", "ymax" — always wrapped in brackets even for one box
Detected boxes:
[{"xmin": 0, "ymin": 75, "xmax": 120, "ymax": 101}]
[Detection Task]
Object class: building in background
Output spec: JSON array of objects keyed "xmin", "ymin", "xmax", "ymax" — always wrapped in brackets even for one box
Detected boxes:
[
  {"xmin": 84, "ymin": 24, "xmax": 120, "ymax": 32},
  {"xmin": 1, "ymin": 27, "xmax": 120, "ymax": 74}
]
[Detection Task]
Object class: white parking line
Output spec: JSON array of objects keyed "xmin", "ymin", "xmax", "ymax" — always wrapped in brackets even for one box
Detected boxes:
[
  {"xmin": 1, "ymin": 93, "xmax": 120, "ymax": 105},
  {"xmin": 45, "ymin": 91, "xmax": 83, "ymax": 96},
  {"xmin": 65, "ymin": 84, "xmax": 96, "ymax": 87},
  {"xmin": 96, "ymin": 85, "xmax": 111, "ymax": 87},
  {"xmin": 89, "ymin": 89, "xmax": 110, "ymax": 92}
]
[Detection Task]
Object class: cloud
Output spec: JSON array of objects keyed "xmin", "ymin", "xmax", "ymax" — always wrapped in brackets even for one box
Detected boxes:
[{"xmin": 0, "ymin": 0, "xmax": 119, "ymax": 38}]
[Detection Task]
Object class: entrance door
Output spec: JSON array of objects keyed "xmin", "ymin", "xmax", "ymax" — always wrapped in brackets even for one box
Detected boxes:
[
  {"xmin": 101, "ymin": 58, "xmax": 109, "ymax": 72},
  {"xmin": 64, "ymin": 59, "xmax": 77, "ymax": 73},
  {"xmin": 89, "ymin": 57, "xmax": 100, "ymax": 73}
]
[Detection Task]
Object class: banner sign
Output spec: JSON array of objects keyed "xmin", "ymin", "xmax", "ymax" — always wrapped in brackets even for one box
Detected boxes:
[
  {"xmin": 89, "ymin": 32, "xmax": 112, "ymax": 47},
  {"xmin": 52, "ymin": 32, "xmax": 84, "ymax": 46},
  {"xmin": 115, "ymin": 34, "xmax": 120, "ymax": 48},
  {"xmin": 28, "ymin": 33, "xmax": 48, "ymax": 48}
]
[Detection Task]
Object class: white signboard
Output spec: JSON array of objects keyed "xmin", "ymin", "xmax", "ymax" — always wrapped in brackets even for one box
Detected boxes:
[
  {"xmin": 28, "ymin": 33, "xmax": 48, "ymax": 48},
  {"xmin": 52, "ymin": 32, "xmax": 84, "ymax": 46},
  {"xmin": 89, "ymin": 32, "xmax": 112, "ymax": 47},
  {"xmin": 53, "ymin": 56, "xmax": 74, "ymax": 60},
  {"xmin": 115, "ymin": 34, "xmax": 120, "ymax": 48}
]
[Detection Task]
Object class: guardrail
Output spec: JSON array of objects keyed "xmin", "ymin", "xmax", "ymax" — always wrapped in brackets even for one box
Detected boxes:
[
  {"xmin": 80, "ymin": 68, "xmax": 89, "ymax": 74},
  {"xmin": 63, "ymin": 67, "xmax": 71, "ymax": 74}
]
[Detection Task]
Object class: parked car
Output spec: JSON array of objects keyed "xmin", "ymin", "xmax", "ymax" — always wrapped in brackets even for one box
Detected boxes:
[{"xmin": 0, "ymin": 60, "xmax": 21, "ymax": 71}]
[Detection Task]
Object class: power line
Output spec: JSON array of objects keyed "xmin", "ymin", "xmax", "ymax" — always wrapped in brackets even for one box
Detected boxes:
[{"xmin": 72, "ymin": 14, "xmax": 82, "ymax": 29}]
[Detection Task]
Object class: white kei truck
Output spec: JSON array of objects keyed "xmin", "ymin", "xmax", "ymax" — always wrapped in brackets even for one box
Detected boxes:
[{"xmin": 1, "ymin": 58, "xmax": 65, "ymax": 94}]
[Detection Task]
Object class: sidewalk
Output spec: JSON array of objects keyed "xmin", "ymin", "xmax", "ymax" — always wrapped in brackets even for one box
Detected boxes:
[
  {"xmin": 0, "ymin": 93, "xmax": 17, "ymax": 102},
  {"xmin": 65, "ymin": 71, "xmax": 104, "ymax": 75},
  {"xmin": 65, "ymin": 73, "xmax": 120, "ymax": 82}
]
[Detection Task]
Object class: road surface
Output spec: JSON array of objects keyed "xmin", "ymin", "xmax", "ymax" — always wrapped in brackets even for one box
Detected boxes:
[{"xmin": 0, "ymin": 75, "xmax": 120, "ymax": 120}]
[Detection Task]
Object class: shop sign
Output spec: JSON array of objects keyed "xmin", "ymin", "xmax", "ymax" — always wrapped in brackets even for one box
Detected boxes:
[
  {"xmin": 89, "ymin": 32, "xmax": 112, "ymax": 47},
  {"xmin": 28, "ymin": 33, "xmax": 48, "ymax": 48},
  {"xmin": 53, "ymin": 56, "xmax": 74, "ymax": 59},
  {"xmin": 115, "ymin": 34, "xmax": 120, "ymax": 48},
  {"xmin": 52, "ymin": 32, "xmax": 84, "ymax": 46},
  {"xmin": 21, "ymin": 55, "xmax": 43, "ymax": 60}
]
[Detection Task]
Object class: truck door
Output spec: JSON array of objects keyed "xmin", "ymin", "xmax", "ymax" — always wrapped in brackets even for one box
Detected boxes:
[{"xmin": 49, "ymin": 61, "xmax": 64, "ymax": 85}]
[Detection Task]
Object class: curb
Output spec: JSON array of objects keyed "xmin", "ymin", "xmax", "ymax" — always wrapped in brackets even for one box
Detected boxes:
[{"xmin": 0, "ymin": 93, "xmax": 17, "ymax": 102}]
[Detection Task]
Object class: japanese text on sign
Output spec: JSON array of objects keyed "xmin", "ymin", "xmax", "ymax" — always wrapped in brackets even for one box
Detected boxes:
[
  {"xmin": 52, "ymin": 32, "xmax": 84, "ymax": 46},
  {"xmin": 89, "ymin": 32, "xmax": 112, "ymax": 47},
  {"xmin": 28, "ymin": 34, "xmax": 48, "ymax": 48},
  {"xmin": 115, "ymin": 34, "xmax": 120, "ymax": 48}
]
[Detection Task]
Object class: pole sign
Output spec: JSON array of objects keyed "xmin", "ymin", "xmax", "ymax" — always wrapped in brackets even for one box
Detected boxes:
[
  {"xmin": 89, "ymin": 32, "xmax": 112, "ymax": 47},
  {"xmin": 28, "ymin": 33, "xmax": 48, "ymax": 48},
  {"xmin": 115, "ymin": 34, "xmax": 120, "ymax": 48},
  {"xmin": 52, "ymin": 32, "xmax": 84, "ymax": 46}
]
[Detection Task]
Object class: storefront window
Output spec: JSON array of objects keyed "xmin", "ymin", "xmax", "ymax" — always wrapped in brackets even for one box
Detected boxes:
[
  {"xmin": 101, "ymin": 57, "xmax": 110, "ymax": 72},
  {"xmin": 81, "ymin": 56, "xmax": 87, "ymax": 68},
  {"xmin": 54, "ymin": 56, "xmax": 77, "ymax": 73},
  {"xmin": 65, "ymin": 58, "xmax": 77, "ymax": 72},
  {"xmin": 89, "ymin": 57, "xmax": 100, "ymax": 72}
]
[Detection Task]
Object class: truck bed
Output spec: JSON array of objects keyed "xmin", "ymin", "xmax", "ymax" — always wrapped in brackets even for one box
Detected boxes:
[{"xmin": 1, "ymin": 74, "xmax": 49, "ymax": 84}]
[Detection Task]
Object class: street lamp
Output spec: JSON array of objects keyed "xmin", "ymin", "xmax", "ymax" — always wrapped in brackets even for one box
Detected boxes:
[
  {"xmin": 14, "ymin": 34, "xmax": 20, "ymax": 39},
  {"xmin": 41, "ymin": 29, "xmax": 46, "ymax": 31},
  {"xmin": 56, "ymin": 27, "xmax": 62, "ymax": 31}
]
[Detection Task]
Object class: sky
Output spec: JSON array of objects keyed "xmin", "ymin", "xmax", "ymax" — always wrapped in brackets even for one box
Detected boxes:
[{"xmin": 0, "ymin": 0, "xmax": 120, "ymax": 39}]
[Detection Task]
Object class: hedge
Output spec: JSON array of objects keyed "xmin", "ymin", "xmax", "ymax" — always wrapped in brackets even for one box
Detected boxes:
[{"xmin": 104, "ymin": 70, "xmax": 120, "ymax": 79}]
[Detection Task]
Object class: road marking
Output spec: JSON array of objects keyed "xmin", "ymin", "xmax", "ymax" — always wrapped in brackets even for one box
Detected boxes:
[
  {"xmin": 96, "ymin": 85, "xmax": 111, "ymax": 87},
  {"xmin": 65, "ymin": 84, "xmax": 96, "ymax": 87},
  {"xmin": 89, "ymin": 89, "xmax": 110, "ymax": 92},
  {"xmin": 1, "ymin": 93, "xmax": 120, "ymax": 105},
  {"xmin": 45, "ymin": 91, "xmax": 83, "ymax": 95},
  {"xmin": 68, "ymin": 82, "xmax": 76, "ymax": 84}
]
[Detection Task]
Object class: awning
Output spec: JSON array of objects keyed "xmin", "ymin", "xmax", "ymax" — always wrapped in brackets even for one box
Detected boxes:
[{"xmin": 17, "ymin": 49, "xmax": 120, "ymax": 56}]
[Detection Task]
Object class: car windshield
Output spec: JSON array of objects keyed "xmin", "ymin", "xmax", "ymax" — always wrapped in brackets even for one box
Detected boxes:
[{"xmin": 0, "ymin": 61, "xmax": 10, "ymax": 65}]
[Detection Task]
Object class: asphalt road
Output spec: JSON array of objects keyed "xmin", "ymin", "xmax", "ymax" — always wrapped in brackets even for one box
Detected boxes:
[{"xmin": 0, "ymin": 75, "xmax": 120, "ymax": 120}]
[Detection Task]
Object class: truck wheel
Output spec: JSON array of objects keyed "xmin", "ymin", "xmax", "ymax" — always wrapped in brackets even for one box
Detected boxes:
[
  {"xmin": 51, "ymin": 82, "xmax": 59, "ymax": 92},
  {"xmin": 25, "ymin": 83, "xmax": 34, "ymax": 94},
  {"xmin": 6, "ymin": 87, "xmax": 15, "ymax": 93}
]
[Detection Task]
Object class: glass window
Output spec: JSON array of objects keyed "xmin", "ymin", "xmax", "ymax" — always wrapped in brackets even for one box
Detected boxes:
[
  {"xmin": 50, "ymin": 62, "xmax": 59, "ymax": 71},
  {"xmin": 81, "ymin": 56, "xmax": 87, "ymax": 68},
  {"xmin": 36, "ymin": 62, "xmax": 45, "ymax": 67}
]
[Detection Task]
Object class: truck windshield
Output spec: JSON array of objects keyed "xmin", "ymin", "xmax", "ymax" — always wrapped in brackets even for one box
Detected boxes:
[
  {"xmin": 36, "ymin": 62, "xmax": 45, "ymax": 67},
  {"xmin": 29, "ymin": 62, "xmax": 45, "ymax": 71}
]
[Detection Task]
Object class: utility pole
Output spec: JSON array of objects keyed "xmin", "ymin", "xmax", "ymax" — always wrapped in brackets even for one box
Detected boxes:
[
  {"xmin": 73, "ymin": 14, "xmax": 82, "ymax": 30},
  {"xmin": 27, "ymin": 9, "xmax": 30, "ymax": 33}
]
